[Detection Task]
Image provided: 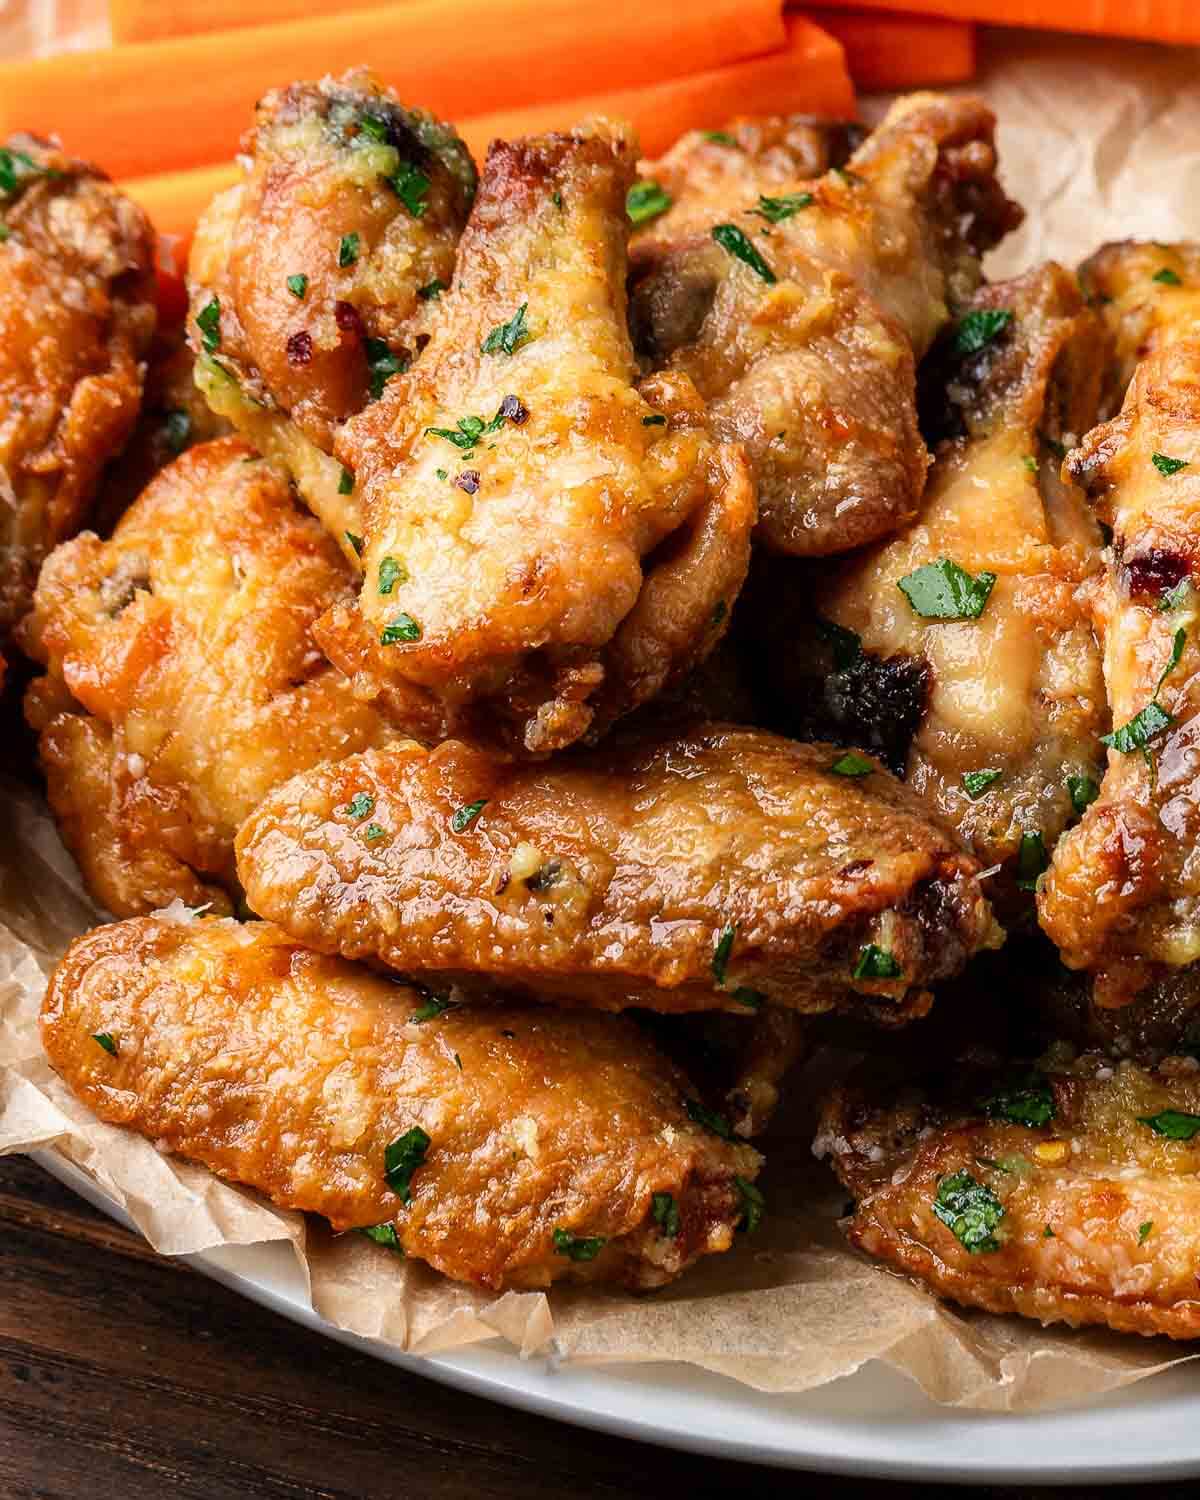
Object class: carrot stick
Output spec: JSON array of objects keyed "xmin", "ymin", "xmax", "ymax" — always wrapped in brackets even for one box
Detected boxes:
[
  {"xmin": 458, "ymin": 17, "xmax": 856, "ymax": 166},
  {"xmin": 805, "ymin": 0, "xmax": 1200, "ymax": 44},
  {"xmin": 799, "ymin": 8, "xmax": 974, "ymax": 89},
  {"xmin": 120, "ymin": 163, "xmax": 239, "ymax": 243},
  {"xmin": 0, "ymin": 0, "xmax": 786, "ymax": 181},
  {"xmin": 111, "ymin": 0, "xmax": 391, "ymax": 44}
]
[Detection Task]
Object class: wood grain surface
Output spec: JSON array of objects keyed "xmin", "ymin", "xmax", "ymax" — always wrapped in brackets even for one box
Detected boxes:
[{"xmin": 0, "ymin": 1151, "xmax": 1195, "ymax": 1498}]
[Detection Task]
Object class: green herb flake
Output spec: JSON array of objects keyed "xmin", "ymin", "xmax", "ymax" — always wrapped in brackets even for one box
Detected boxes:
[
  {"xmin": 852, "ymin": 944, "xmax": 902, "ymax": 981},
  {"xmin": 703, "ymin": 130, "xmax": 737, "ymax": 146},
  {"xmin": 481, "ymin": 302, "xmax": 530, "ymax": 357},
  {"xmin": 735, "ymin": 1176, "xmax": 765, "ymax": 1235},
  {"xmin": 993, "ymin": 1153, "xmax": 1034, "ymax": 1177},
  {"xmin": 1138, "ymin": 1109, "xmax": 1200, "ymax": 1141},
  {"xmin": 1161, "ymin": 579, "xmax": 1192, "ymax": 612},
  {"xmin": 196, "ymin": 296, "xmax": 222, "ymax": 354},
  {"xmin": 751, "ymin": 191, "xmax": 813, "ymax": 223},
  {"xmin": 1067, "ymin": 774, "xmax": 1099, "ymax": 815},
  {"xmin": 1022, "ymin": 454, "xmax": 1038, "ymax": 473},
  {"xmin": 418, "ymin": 278, "xmax": 446, "ymax": 301},
  {"xmin": 830, "ymin": 751, "xmax": 874, "ymax": 778},
  {"xmin": 286, "ymin": 273, "xmax": 308, "ymax": 299},
  {"xmin": 953, "ymin": 308, "xmax": 1013, "ymax": 356},
  {"xmin": 1153, "ymin": 452, "xmax": 1190, "ymax": 477},
  {"xmin": 380, "ymin": 611, "xmax": 421, "ymax": 645},
  {"xmin": 1101, "ymin": 701, "xmax": 1173, "ymax": 753},
  {"xmin": 435, "ymin": 468, "xmax": 448, "ymax": 482},
  {"xmin": 365, "ymin": 337, "xmax": 407, "ymax": 401},
  {"xmin": 712, "ymin": 222, "xmax": 776, "ymax": 283},
  {"xmin": 1153, "ymin": 267, "xmax": 1183, "ymax": 285},
  {"xmin": 652, "ymin": 1191, "xmax": 680, "ymax": 1238},
  {"xmin": 552, "ymin": 190, "xmax": 563, "ymax": 209},
  {"xmin": 450, "ymin": 799, "xmax": 487, "ymax": 833},
  {"xmin": 627, "ymin": 180, "xmax": 672, "ymax": 226},
  {"xmin": 92, "ymin": 1032, "xmax": 118, "ymax": 1056},
  {"xmin": 1039, "ymin": 429, "xmax": 1068, "ymax": 461},
  {"xmin": 364, "ymin": 823, "xmax": 387, "ymax": 842},
  {"xmin": 685, "ymin": 1097, "xmax": 733, "ymax": 1140},
  {"xmin": 337, "ymin": 466, "xmax": 354, "ymax": 495},
  {"xmin": 712, "ymin": 923, "xmax": 736, "ymax": 986},
  {"xmin": 962, "ymin": 768, "xmax": 1002, "ymax": 799},
  {"xmin": 1016, "ymin": 831, "xmax": 1049, "ymax": 892},
  {"xmin": 388, "ymin": 159, "xmax": 430, "ymax": 217},
  {"xmin": 0, "ymin": 224, "xmax": 9, "ymax": 242},
  {"xmin": 1138, "ymin": 1220, "xmax": 1155, "ymax": 1244},
  {"xmin": 358, "ymin": 1222, "xmax": 404, "ymax": 1253},
  {"xmin": 1156, "ymin": 626, "xmax": 1186, "ymax": 695},
  {"xmin": 642, "ymin": 414, "xmax": 667, "ymax": 426},
  {"xmin": 816, "ymin": 618, "xmax": 861, "ymax": 671},
  {"xmin": 731, "ymin": 986, "xmax": 765, "ymax": 1010},
  {"xmin": 932, "ymin": 1170, "xmax": 1005, "ymax": 1254},
  {"xmin": 377, "ymin": 556, "xmax": 407, "ymax": 595},
  {"xmin": 552, "ymin": 1227, "xmax": 606, "ymax": 1261},
  {"xmin": 357, "ymin": 112, "xmax": 390, "ymax": 144},
  {"xmin": 1043, "ymin": 1224, "xmax": 1055, "ymax": 1239},
  {"xmin": 980, "ymin": 1070, "xmax": 1056, "ymax": 1128},
  {"xmin": 384, "ymin": 1126, "xmax": 431, "ymax": 1203},
  {"xmin": 412, "ymin": 993, "xmax": 453, "ymax": 1022},
  {"xmin": 427, "ymin": 413, "xmax": 498, "ymax": 449},
  {"xmin": 341, "ymin": 791, "xmax": 375, "ymax": 821},
  {"xmin": 162, "ymin": 409, "xmax": 191, "ymax": 455},
  {"xmin": 0, "ymin": 146, "xmax": 56, "ymax": 199},
  {"xmin": 345, "ymin": 530, "xmax": 364, "ymax": 556},
  {"xmin": 897, "ymin": 558, "xmax": 996, "ymax": 620}
]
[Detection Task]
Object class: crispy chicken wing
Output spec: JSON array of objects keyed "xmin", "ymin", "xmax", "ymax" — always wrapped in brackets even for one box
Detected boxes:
[
  {"xmin": 188, "ymin": 71, "xmax": 476, "ymax": 564},
  {"xmin": 815, "ymin": 265, "xmax": 1108, "ymax": 899},
  {"xmin": 321, "ymin": 121, "xmax": 754, "ymax": 755},
  {"xmin": 629, "ymin": 93, "xmax": 1022, "ymax": 556},
  {"xmin": 0, "ymin": 134, "xmax": 156, "ymax": 642},
  {"xmin": 237, "ymin": 725, "xmax": 1001, "ymax": 1019},
  {"xmin": 1040, "ymin": 333, "xmax": 1200, "ymax": 1008},
  {"xmin": 20, "ymin": 438, "xmax": 404, "ymax": 916},
  {"xmin": 821, "ymin": 1048, "xmax": 1200, "ymax": 1338},
  {"xmin": 42, "ymin": 912, "xmax": 762, "ymax": 1291}
]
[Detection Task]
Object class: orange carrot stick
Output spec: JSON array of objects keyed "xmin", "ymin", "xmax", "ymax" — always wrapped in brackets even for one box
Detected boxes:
[
  {"xmin": 0, "ymin": 0, "xmax": 786, "ymax": 181},
  {"xmin": 806, "ymin": 0, "xmax": 1200, "ymax": 44},
  {"xmin": 799, "ymin": 8, "xmax": 975, "ymax": 89},
  {"xmin": 120, "ymin": 163, "xmax": 240, "ymax": 243},
  {"xmin": 111, "ymin": 0, "xmax": 391, "ymax": 44},
  {"xmin": 458, "ymin": 17, "xmax": 856, "ymax": 166}
]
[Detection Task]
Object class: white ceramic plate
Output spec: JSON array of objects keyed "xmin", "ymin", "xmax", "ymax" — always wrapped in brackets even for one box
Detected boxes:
[{"xmin": 32, "ymin": 1151, "xmax": 1200, "ymax": 1484}]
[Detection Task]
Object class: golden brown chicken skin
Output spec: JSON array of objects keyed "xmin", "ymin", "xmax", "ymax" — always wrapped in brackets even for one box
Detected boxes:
[
  {"xmin": 816, "ymin": 265, "xmax": 1108, "ymax": 901},
  {"xmin": 237, "ymin": 725, "xmax": 1001, "ymax": 1019},
  {"xmin": 629, "ymin": 93, "xmax": 1022, "ymax": 557},
  {"xmin": 821, "ymin": 1048, "xmax": 1200, "ymax": 1338},
  {"xmin": 0, "ymin": 134, "xmax": 156, "ymax": 643},
  {"xmin": 20, "ymin": 437, "xmax": 406, "ymax": 916},
  {"xmin": 321, "ymin": 121, "xmax": 754, "ymax": 755},
  {"xmin": 43, "ymin": 913, "xmax": 762, "ymax": 1292},
  {"xmin": 1040, "ymin": 334, "xmax": 1200, "ymax": 1008},
  {"xmin": 188, "ymin": 71, "xmax": 476, "ymax": 564}
]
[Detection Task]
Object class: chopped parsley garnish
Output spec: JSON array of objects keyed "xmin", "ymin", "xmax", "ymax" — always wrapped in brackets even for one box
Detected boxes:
[
  {"xmin": 286, "ymin": 273, "xmax": 308, "ymax": 299},
  {"xmin": 1022, "ymin": 454, "xmax": 1038, "ymax": 473},
  {"xmin": 642, "ymin": 414, "xmax": 667, "ymax": 426},
  {"xmin": 1138, "ymin": 1220, "xmax": 1154, "ymax": 1244},
  {"xmin": 735, "ymin": 1176, "xmax": 764, "ymax": 1234},
  {"xmin": 627, "ymin": 180, "xmax": 672, "ymax": 225},
  {"xmin": 345, "ymin": 530, "xmax": 364, "ymax": 556},
  {"xmin": 652, "ymin": 1191, "xmax": 680, "ymax": 1238},
  {"xmin": 364, "ymin": 823, "xmax": 387, "ymax": 842},
  {"xmin": 1067, "ymin": 774, "xmax": 1099, "ymax": 815},
  {"xmin": 338, "ymin": 466, "xmax": 354, "ymax": 495},
  {"xmin": 731, "ymin": 986, "xmax": 765, "ymax": 1010},
  {"xmin": 0, "ymin": 146, "xmax": 57, "ymax": 198},
  {"xmin": 1101, "ymin": 701, "xmax": 1173, "ymax": 753},
  {"xmin": 816, "ymin": 618, "xmax": 861, "ymax": 671},
  {"xmin": 418, "ymin": 278, "xmax": 446, "ymax": 300},
  {"xmin": 377, "ymin": 556, "xmax": 406, "ymax": 595},
  {"xmin": 341, "ymin": 791, "xmax": 375, "ymax": 820},
  {"xmin": 92, "ymin": 1032, "xmax": 117, "ymax": 1056},
  {"xmin": 552, "ymin": 1228, "xmax": 606, "ymax": 1261},
  {"xmin": 384, "ymin": 1126, "xmax": 430, "ymax": 1203},
  {"xmin": 703, "ymin": 130, "xmax": 737, "ymax": 145},
  {"xmin": 1162, "ymin": 579, "xmax": 1192, "ymax": 612},
  {"xmin": 712, "ymin": 223, "xmax": 776, "ymax": 283},
  {"xmin": 962, "ymin": 768, "xmax": 1002, "ymax": 799},
  {"xmin": 1153, "ymin": 267, "xmax": 1183, "ymax": 285},
  {"xmin": 552, "ymin": 190, "xmax": 563, "ymax": 209},
  {"xmin": 357, "ymin": 112, "xmax": 390, "ymax": 143},
  {"xmin": 1015, "ymin": 831, "xmax": 1049, "ymax": 892},
  {"xmin": 953, "ymin": 307, "xmax": 1013, "ymax": 356},
  {"xmin": 380, "ymin": 612, "xmax": 421, "ymax": 644},
  {"xmin": 897, "ymin": 558, "xmax": 996, "ymax": 620},
  {"xmin": 852, "ymin": 944, "xmax": 902, "ymax": 981},
  {"xmin": 358, "ymin": 1223, "xmax": 404, "ymax": 1253},
  {"xmin": 196, "ymin": 296, "xmax": 222, "ymax": 353},
  {"xmin": 412, "ymin": 992, "xmax": 453, "ymax": 1022},
  {"xmin": 685, "ymin": 1098, "xmax": 733, "ymax": 1140},
  {"xmin": 827, "ymin": 750, "xmax": 872, "ymax": 779},
  {"xmin": 1043, "ymin": 1224, "xmax": 1055, "ymax": 1238},
  {"xmin": 162, "ymin": 410, "xmax": 191, "ymax": 455},
  {"xmin": 427, "ymin": 408, "xmax": 507, "ymax": 449},
  {"xmin": 751, "ymin": 191, "xmax": 813, "ymax": 222},
  {"xmin": 1156, "ymin": 626, "xmax": 1186, "ymax": 694},
  {"xmin": 1153, "ymin": 452, "xmax": 1189, "ymax": 477},
  {"xmin": 980, "ymin": 1070, "xmax": 1056, "ymax": 1128},
  {"xmin": 388, "ymin": 160, "xmax": 430, "ymax": 217},
  {"xmin": 435, "ymin": 468, "xmax": 448, "ymax": 481},
  {"xmin": 481, "ymin": 302, "xmax": 531, "ymax": 357},
  {"xmin": 1138, "ymin": 1109, "xmax": 1200, "ymax": 1141},
  {"xmin": 364, "ymin": 337, "xmax": 407, "ymax": 400},
  {"xmin": 932, "ymin": 1170, "xmax": 1004, "ymax": 1254},
  {"xmin": 711, "ymin": 923, "xmax": 736, "ymax": 985},
  {"xmin": 450, "ymin": 799, "xmax": 487, "ymax": 832}
]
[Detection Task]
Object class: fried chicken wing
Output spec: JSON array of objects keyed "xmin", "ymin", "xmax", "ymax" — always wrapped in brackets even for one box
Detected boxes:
[
  {"xmin": 188, "ymin": 71, "xmax": 476, "ymax": 563},
  {"xmin": 20, "ymin": 437, "xmax": 406, "ymax": 916},
  {"xmin": 0, "ymin": 134, "xmax": 156, "ymax": 642},
  {"xmin": 236, "ymin": 725, "xmax": 1001, "ymax": 1019},
  {"xmin": 321, "ymin": 121, "xmax": 754, "ymax": 754},
  {"xmin": 814, "ymin": 266, "xmax": 1108, "ymax": 896},
  {"xmin": 629, "ymin": 93, "xmax": 1022, "ymax": 556},
  {"xmin": 821, "ymin": 1048, "xmax": 1200, "ymax": 1338},
  {"xmin": 1040, "ymin": 333, "xmax": 1200, "ymax": 1008},
  {"xmin": 43, "ymin": 912, "xmax": 761, "ymax": 1291}
]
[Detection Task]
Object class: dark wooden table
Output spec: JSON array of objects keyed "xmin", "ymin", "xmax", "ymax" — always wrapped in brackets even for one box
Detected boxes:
[{"xmin": 1, "ymin": 1150, "xmax": 1195, "ymax": 1500}]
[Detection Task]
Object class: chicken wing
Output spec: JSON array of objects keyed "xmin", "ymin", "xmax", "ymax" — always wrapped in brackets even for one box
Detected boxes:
[
  {"xmin": 42, "ymin": 912, "xmax": 762, "ymax": 1292},
  {"xmin": 1040, "ymin": 333, "xmax": 1200, "ymax": 1008},
  {"xmin": 820, "ymin": 1047, "xmax": 1200, "ymax": 1338},
  {"xmin": 188, "ymin": 71, "xmax": 476, "ymax": 564},
  {"xmin": 0, "ymin": 134, "xmax": 156, "ymax": 643},
  {"xmin": 19, "ymin": 437, "xmax": 409, "ymax": 916},
  {"xmin": 320, "ymin": 121, "xmax": 754, "ymax": 755},
  {"xmin": 813, "ymin": 265, "xmax": 1108, "ymax": 901},
  {"xmin": 629, "ymin": 93, "xmax": 1022, "ymax": 556},
  {"xmin": 236, "ymin": 725, "xmax": 1002, "ymax": 1019}
]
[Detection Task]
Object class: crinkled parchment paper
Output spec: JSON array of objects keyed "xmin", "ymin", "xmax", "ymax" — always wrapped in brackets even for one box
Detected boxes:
[{"xmin": 4, "ymin": 29, "xmax": 1200, "ymax": 1412}]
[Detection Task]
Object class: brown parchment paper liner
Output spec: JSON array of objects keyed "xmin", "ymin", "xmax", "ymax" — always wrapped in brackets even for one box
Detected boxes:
[{"xmin": 5, "ymin": 29, "xmax": 1200, "ymax": 1414}]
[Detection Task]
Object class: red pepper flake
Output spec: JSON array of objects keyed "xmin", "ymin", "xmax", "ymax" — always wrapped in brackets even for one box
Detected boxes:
[
  {"xmin": 455, "ymin": 469, "xmax": 480, "ymax": 494},
  {"xmin": 286, "ymin": 330, "xmax": 313, "ymax": 367},
  {"xmin": 335, "ymin": 300, "xmax": 364, "ymax": 337},
  {"xmin": 499, "ymin": 393, "xmax": 528, "ymax": 425}
]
